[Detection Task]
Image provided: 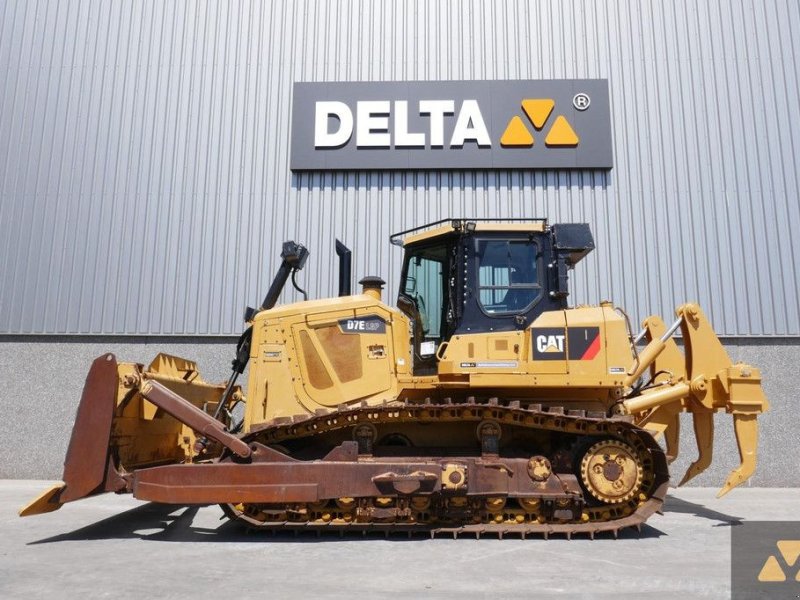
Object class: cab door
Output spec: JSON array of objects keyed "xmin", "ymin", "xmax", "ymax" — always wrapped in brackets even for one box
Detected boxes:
[{"xmin": 398, "ymin": 243, "xmax": 451, "ymax": 375}]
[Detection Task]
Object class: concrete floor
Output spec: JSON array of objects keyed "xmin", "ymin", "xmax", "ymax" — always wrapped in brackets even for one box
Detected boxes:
[{"xmin": 1, "ymin": 482, "xmax": 798, "ymax": 599}]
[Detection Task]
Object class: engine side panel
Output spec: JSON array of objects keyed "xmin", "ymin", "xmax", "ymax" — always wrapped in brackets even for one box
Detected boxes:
[{"xmin": 244, "ymin": 295, "xmax": 413, "ymax": 429}]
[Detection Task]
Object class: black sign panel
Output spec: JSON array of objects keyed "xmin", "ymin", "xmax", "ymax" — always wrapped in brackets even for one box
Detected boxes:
[
  {"xmin": 291, "ymin": 80, "xmax": 613, "ymax": 170},
  {"xmin": 531, "ymin": 327, "xmax": 567, "ymax": 361},
  {"xmin": 567, "ymin": 327, "xmax": 601, "ymax": 360},
  {"xmin": 531, "ymin": 326, "xmax": 601, "ymax": 361}
]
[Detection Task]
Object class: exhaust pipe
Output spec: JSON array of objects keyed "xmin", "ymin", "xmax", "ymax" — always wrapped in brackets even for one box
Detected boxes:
[{"xmin": 336, "ymin": 239, "xmax": 352, "ymax": 296}]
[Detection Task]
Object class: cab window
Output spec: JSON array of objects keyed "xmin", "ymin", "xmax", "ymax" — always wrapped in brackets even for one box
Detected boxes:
[
  {"xmin": 477, "ymin": 239, "xmax": 540, "ymax": 314},
  {"xmin": 403, "ymin": 249, "xmax": 446, "ymax": 341}
]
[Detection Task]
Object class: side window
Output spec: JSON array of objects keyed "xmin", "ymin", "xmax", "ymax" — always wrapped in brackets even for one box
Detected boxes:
[
  {"xmin": 404, "ymin": 254, "xmax": 444, "ymax": 340},
  {"xmin": 477, "ymin": 240, "xmax": 540, "ymax": 314}
]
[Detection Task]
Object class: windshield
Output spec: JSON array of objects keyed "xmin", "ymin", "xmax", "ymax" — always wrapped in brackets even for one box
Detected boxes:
[{"xmin": 477, "ymin": 239, "xmax": 540, "ymax": 314}]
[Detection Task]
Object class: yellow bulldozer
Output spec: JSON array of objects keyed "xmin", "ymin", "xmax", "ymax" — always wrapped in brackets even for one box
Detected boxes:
[{"xmin": 21, "ymin": 219, "xmax": 768, "ymax": 537}]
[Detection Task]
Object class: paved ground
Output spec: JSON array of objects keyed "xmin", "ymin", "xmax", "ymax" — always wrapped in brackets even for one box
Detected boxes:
[{"xmin": 1, "ymin": 481, "xmax": 798, "ymax": 599}]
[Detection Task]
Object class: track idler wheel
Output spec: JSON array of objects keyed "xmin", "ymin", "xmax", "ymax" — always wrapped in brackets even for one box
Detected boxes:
[{"xmin": 580, "ymin": 440, "xmax": 644, "ymax": 504}]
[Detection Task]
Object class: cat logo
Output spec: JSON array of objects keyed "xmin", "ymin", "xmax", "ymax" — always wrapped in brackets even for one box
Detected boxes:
[
  {"xmin": 531, "ymin": 327, "xmax": 567, "ymax": 361},
  {"xmin": 536, "ymin": 334, "xmax": 565, "ymax": 354},
  {"xmin": 500, "ymin": 99, "xmax": 580, "ymax": 148},
  {"xmin": 757, "ymin": 540, "xmax": 800, "ymax": 582}
]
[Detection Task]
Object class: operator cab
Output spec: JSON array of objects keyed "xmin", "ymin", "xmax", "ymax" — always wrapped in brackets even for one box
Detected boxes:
[{"xmin": 393, "ymin": 219, "xmax": 594, "ymax": 375}]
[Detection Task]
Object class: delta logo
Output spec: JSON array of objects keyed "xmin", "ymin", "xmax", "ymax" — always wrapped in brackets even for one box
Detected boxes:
[
  {"xmin": 500, "ymin": 99, "xmax": 580, "ymax": 148},
  {"xmin": 313, "ymin": 97, "xmax": 583, "ymax": 150},
  {"xmin": 291, "ymin": 80, "xmax": 613, "ymax": 171}
]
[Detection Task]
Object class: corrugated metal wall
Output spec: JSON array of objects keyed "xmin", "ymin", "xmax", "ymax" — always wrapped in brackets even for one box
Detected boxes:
[{"xmin": 1, "ymin": 0, "xmax": 798, "ymax": 336}]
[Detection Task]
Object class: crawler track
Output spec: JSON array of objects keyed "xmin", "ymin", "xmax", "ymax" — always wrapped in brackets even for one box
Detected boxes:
[{"xmin": 221, "ymin": 397, "xmax": 669, "ymax": 538}]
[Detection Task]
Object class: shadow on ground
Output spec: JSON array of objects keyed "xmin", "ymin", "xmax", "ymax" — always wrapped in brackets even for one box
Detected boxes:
[
  {"xmin": 663, "ymin": 494, "xmax": 743, "ymax": 525},
  {"xmin": 28, "ymin": 498, "xmax": 731, "ymax": 544},
  {"xmin": 29, "ymin": 503, "xmax": 249, "ymax": 545}
]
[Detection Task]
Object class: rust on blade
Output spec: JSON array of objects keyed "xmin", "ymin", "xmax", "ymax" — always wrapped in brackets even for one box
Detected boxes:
[
  {"xmin": 60, "ymin": 354, "xmax": 121, "ymax": 503},
  {"xmin": 20, "ymin": 354, "xmax": 122, "ymax": 516}
]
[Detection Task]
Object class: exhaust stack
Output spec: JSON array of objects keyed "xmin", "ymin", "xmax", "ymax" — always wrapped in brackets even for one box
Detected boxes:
[{"xmin": 335, "ymin": 239, "xmax": 352, "ymax": 296}]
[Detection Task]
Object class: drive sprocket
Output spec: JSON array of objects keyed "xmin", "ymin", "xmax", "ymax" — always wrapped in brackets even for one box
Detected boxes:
[{"xmin": 580, "ymin": 439, "xmax": 644, "ymax": 504}]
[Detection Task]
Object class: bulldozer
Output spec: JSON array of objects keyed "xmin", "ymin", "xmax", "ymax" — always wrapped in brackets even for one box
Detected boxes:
[{"xmin": 21, "ymin": 219, "xmax": 768, "ymax": 537}]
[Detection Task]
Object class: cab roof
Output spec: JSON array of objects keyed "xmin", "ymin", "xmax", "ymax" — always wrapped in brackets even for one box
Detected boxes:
[{"xmin": 391, "ymin": 218, "xmax": 548, "ymax": 247}]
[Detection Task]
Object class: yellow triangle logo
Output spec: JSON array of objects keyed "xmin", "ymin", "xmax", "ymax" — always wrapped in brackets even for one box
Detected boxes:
[
  {"xmin": 758, "ymin": 555, "xmax": 786, "ymax": 582},
  {"xmin": 521, "ymin": 99, "xmax": 554, "ymax": 130},
  {"xmin": 545, "ymin": 115, "xmax": 579, "ymax": 147},
  {"xmin": 500, "ymin": 116, "xmax": 534, "ymax": 147},
  {"xmin": 777, "ymin": 540, "xmax": 800, "ymax": 566}
]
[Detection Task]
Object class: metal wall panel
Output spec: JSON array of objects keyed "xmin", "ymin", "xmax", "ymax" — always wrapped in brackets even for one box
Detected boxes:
[{"xmin": 1, "ymin": 0, "xmax": 798, "ymax": 336}]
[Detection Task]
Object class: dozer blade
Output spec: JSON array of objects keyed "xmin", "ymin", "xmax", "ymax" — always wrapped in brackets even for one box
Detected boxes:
[
  {"xmin": 20, "ymin": 352, "xmax": 235, "ymax": 518},
  {"xmin": 19, "ymin": 354, "xmax": 121, "ymax": 517}
]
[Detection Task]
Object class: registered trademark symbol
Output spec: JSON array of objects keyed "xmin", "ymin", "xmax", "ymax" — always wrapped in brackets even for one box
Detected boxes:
[{"xmin": 573, "ymin": 93, "xmax": 591, "ymax": 111}]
